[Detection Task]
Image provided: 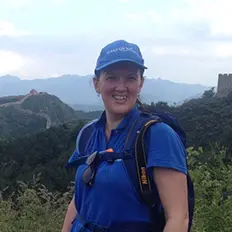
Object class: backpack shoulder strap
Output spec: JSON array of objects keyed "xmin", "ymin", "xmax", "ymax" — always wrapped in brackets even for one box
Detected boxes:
[
  {"xmin": 123, "ymin": 113, "xmax": 161, "ymax": 205},
  {"xmin": 123, "ymin": 114, "xmax": 163, "ymax": 231},
  {"xmin": 77, "ymin": 119, "xmax": 97, "ymax": 155},
  {"xmin": 65, "ymin": 119, "xmax": 97, "ymax": 168},
  {"xmin": 124, "ymin": 113, "xmax": 195, "ymax": 232},
  {"xmin": 134, "ymin": 119, "xmax": 160, "ymax": 205}
]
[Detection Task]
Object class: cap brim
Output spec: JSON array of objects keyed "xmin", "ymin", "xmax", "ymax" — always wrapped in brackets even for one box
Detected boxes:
[{"xmin": 95, "ymin": 59, "xmax": 147, "ymax": 72}]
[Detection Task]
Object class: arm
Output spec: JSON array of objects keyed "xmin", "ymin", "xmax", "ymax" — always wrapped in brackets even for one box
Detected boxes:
[
  {"xmin": 61, "ymin": 196, "xmax": 77, "ymax": 232},
  {"xmin": 145, "ymin": 122, "xmax": 189, "ymax": 232},
  {"xmin": 153, "ymin": 168, "xmax": 189, "ymax": 232}
]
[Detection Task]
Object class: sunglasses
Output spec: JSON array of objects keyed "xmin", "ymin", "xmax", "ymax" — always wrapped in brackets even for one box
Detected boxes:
[{"xmin": 82, "ymin": 149, "xmax": 114, "ymax": 186}]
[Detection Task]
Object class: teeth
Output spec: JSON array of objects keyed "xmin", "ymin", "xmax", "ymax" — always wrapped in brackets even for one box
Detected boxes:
[{"xmin": 113, "ymin": 96, "xmax": 127, "ymax": 100}]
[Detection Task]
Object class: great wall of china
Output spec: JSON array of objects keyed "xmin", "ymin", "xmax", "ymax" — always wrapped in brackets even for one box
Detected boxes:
[
  {"xmin": 217, "ymin": 73, "xmax": 232, "ymax": 97},
  {"xmin": 0, "ymin": 90, "xmax": 52, "ymax": 129}
]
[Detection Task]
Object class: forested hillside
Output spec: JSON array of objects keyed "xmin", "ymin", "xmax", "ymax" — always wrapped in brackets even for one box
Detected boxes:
[
  {"xmin": 0, "ymin": 105, "xmax": 47, "ymax": 138},
  {"xmin": 149, "ymin": 90, "xmax": 232, "ymax": 157},
  {"xmin": 0, "ymin": 90, "xmax": 232, "ymax": 232},
  {"xmin": 0, "ymin": 92, "xmax": 101, "ymax": 139}
]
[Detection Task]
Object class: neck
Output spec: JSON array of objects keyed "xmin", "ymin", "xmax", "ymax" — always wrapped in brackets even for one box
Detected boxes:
[{"xmin": 105, "ymin": 111, "xmax": 124, "ymax": 139}]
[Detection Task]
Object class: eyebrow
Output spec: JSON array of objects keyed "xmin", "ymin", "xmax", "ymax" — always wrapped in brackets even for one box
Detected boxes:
[
  {"xmin": 105, "ymin": 71, "xmax": 138, "ymax": 75},
  {"xmin": 127, "ymin": 72, "xmax": 138, "ymax": 75}
]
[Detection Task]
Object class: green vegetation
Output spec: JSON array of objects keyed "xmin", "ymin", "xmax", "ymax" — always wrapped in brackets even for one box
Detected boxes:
[
  {"xmin": 0, "ymin": 146, "xmax": 231, "ymax": 232},
  {"xmin": 21, "ymin": 94, "xmax": 77, "ymax": 124},
  {"xmin": 0, "ymin": 121, "xmax": 86, "ymax": 194},
  {"xmin": 188, "ymin": 146, "xmax": 232, "ymax": 232},
  {"xmin": 0, "ymin": 95, "xmax": 24, "ymax": 105},
  {"xmin": 0, "ymin": 93, "xmax": 101, "ymax": 139},
  {"xmin": 0, "ymin": 106, "xmax": 47, "ymax": 139},
  {"xmin": 149, "ymin": 91, "xmax": 232, "ymax": 158},
  {"xmin": 0, "ymin": 174, "xmax": 73, "ymax": 232},
  {"xmin": 0, "ymin": 89, "xmax": 232, "ymax": 231}
]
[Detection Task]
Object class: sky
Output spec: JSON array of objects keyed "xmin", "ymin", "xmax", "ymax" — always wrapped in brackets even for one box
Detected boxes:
[{"xmin": 0, "ymin": 0, "xmax": 232, "ymax": 86}]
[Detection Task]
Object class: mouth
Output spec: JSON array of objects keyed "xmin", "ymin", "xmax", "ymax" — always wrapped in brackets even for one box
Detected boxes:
[{"xmin": 112, "ymin": 95, "xmax": 128, "ymax": 102}]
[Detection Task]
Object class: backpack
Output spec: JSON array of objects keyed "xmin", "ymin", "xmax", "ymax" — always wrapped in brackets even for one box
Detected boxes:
[{"xmin": 67, "ymin": 109, "xmax": 195, "ymax": 232}]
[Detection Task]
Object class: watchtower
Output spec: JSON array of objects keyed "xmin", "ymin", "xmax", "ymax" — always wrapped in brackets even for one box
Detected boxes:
[{"xmin": 217, "ymin": 73, "xmax": 232, "ymax": 97}]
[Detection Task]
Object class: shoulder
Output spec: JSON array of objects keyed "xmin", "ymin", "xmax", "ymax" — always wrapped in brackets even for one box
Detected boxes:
[
  {"xmin": 149, "ymin": 121, "xmax": 177, "ymax": 133},
  {"xmin": 145, "ymin": 121, "xmax": 187, "ymax": 175},
  {"xmin": 148, "ymin": 121, "xmax": 181, "ymax": 142}
]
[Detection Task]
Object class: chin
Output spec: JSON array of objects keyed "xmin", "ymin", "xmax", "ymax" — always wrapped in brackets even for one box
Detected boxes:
[{"xmin": 109, "ymin": 104, "xmax": 133, "ymax": 116}]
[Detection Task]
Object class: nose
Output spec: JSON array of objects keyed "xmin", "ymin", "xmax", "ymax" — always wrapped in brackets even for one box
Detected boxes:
[{"xmin": 115, "ymin": 77, "xmax": 127, "ymax": 91}]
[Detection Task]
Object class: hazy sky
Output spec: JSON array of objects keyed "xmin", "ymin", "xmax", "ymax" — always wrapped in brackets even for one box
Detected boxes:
[{"xmin": 0, "ymin": 0, "xmax": 232, "ymax": 86}]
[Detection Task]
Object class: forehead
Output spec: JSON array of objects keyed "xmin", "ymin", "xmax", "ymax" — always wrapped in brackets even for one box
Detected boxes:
[{"xmin": 103, "ymin": 61, "xmax": 140, "ymax": 75}]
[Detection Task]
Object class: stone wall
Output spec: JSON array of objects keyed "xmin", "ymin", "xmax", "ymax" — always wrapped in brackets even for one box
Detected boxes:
[{"xmin": 217, "ymin": 74, "xmax": 232, "ymax": 97}]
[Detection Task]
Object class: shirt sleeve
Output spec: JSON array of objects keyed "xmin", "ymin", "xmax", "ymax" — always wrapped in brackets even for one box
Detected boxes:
[
  {"xmin": 67, "ymin": 149, "xmax": 80, "ymax": 164},
  {"xmin": 145, "ymin": 122, "xmax": 187, "ymax": 176},
  {"xmin": 65, "ymin": 126, "xmax": 83, "ymax": 167}
]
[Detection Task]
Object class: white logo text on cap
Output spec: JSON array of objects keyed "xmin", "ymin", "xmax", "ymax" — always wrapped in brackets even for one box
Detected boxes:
[{"xmin": 106, "ymin": 47, "xmax": 137, "ymax": 55}]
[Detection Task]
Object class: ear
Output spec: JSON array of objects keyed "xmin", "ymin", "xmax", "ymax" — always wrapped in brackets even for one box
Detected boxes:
[
  {"xmin": 138, "ymin": 75, "xmax": 145, "ymax": 93},
  {"xmin": 93, "ymin": 76, "xmax": 100, "ymax": 94},
  {"xmin": 140, "ymin": 76, "xmax": 144, "ymax": 88}
]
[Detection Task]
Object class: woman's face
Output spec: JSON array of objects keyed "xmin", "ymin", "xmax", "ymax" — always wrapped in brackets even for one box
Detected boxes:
[{"xmin": 93, "ymin": 62, "xmax": 144, "ymax": 117}]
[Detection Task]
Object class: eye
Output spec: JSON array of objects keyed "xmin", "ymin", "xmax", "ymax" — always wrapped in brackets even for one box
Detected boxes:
[
  {"xmin": 127, "ymin": 75, "xmax": 137, "ymax": 81},
  {"xmin": 106, "ymin": 75, "xmax": 117, "ymax": 80}
]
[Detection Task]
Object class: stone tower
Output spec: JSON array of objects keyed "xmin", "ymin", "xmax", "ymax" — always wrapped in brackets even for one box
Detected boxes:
[{"xmin": 217, "ymin": 73, "xmax": 232, "ymax": 97}]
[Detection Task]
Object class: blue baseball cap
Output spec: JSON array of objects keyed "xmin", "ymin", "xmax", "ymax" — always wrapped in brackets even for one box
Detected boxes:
[{"xmin": 94, "ymin": 40, "xmax": 147, "ymax": 74}]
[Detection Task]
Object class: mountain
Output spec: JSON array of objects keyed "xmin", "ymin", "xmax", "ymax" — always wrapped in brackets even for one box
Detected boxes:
[
  {"xmin": 0, "ymin": 75, "xmax": 210, "ymax": 111},
  {"xmin": 0, "ymin": 91, "xmax": 79, "ymax": 139}
]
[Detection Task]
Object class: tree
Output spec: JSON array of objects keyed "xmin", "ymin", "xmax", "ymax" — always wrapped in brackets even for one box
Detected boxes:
[{"xmin": 202, "ymin": 87, "xmax": 215, "ymax": 99}]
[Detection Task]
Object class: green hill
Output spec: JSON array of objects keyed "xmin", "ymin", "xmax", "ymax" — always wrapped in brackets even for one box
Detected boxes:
[
  {"xmin": 0, "ymin": 95, "xmax": 25, "ymax": 105},
  {"xmin": 148, "ymin": 91, "xmax": 232, "ymax": 157},
  {"xmin": 0, "ymin": 92, "xmax": 87, "ymax": 139},
  {"xmin": 0, "ymin": 121, "xmax": 84, "ymax": 195},
  {"xmin": 20, "ymin": 93, "xmax": 77, "ymax": 127},
  {"xmin": 0, "ymin": 105, "xmax": 47, "ymax": 138}
]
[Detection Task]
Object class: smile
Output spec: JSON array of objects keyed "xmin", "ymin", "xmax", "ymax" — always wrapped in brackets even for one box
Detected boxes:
[{"xmin": 113, "ymin": 95, "xmax": 127, "ymax": 100}]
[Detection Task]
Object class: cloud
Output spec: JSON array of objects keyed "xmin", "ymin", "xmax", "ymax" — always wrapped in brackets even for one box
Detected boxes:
[
  {"xmin": 50, "ymin": 0, "xmax": 66, "ymax": 5},
  {"xmin": 126, "ymin": 13, "xmax": 145, "ymax": 21},
  {"xmin": 126, "ymin": 10, "xmax": 161, "ymax": 24},
  {"xmin": 126, "ymin": 0, "xmax": 232, "ymax": 38},
  {"xmin": 125, "ymin": 0, "xmax": 232, "ymax": 62},
  {"xmin": 0, "ymin": 20, "xmax": 30, "ymax": 36},
  {"xmin": 2, "ymin": 0, "xmax": 30, "ymax": 9},
  {"xmin": 1, "ymin": 0, "xmax": 66, "ymax": 9},
  {"xmin": 212, "ymin": 43, "xmax": 232, "ymax": 58},
  {"xmin": 118, "ymin": 0, "xmax": 132, "ymax": 2},
  {"xmin": 0, "ymin": 50, "xmax": 29, "ymax": 75},
  {"xmin": 1, "ymin": 34, "xmax": 230, "ymax": 86},
  {"xmin": 1, "ymin": 0, "xmax": 231, "ymax": 86},
  {"xmin": 168, "ymin": 0, "xmax": 232, "ymax": 36},
  {"xmin": 152, "ymin": 45, "xmax": 204, "ymax": 57}
]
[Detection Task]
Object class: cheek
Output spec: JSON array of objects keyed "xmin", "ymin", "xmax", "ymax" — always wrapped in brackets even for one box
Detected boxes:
[
  {"xmin": 99, "ymin": 82, "xmax": 114, "ymax": 97},
  {"xmin": 128, "ymin": 84, "xmax": 141, "ymax": 96},
  {"xmin": 99, "ymin": 81, "xmax": 141, "ymax": 97}
]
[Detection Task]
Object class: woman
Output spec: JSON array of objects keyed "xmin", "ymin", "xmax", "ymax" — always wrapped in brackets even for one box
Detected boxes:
[{"xmin": 62, "ymin": 40, "xmax": 189, "ymax": 232}]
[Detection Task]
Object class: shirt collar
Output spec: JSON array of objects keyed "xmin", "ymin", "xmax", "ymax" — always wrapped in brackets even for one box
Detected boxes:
[{"xmin": 95, "ymin": 105, "xmax": 140, "ymax": 130}]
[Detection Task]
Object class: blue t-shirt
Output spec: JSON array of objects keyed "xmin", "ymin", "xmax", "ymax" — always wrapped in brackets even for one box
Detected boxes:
[{"xmin": 68, "ymin": 106, "xmax": 187, "ymax": 232}]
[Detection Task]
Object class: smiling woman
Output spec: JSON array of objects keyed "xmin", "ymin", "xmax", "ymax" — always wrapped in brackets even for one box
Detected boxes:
[
  {"xmin": 62, "ymin": 40, "xmax": 190, "ymax": 232},
  {"xmin": 93, "ymin": 62, "xmax": 144, "ymax": 126}
]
